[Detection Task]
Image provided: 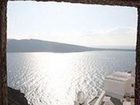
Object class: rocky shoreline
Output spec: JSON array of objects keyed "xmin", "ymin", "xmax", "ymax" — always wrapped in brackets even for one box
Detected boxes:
[{"xmin": 8, "ymin": 87, "xmax": 29, "ymax": 105}]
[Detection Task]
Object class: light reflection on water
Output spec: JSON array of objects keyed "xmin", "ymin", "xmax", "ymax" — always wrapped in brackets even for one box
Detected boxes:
[{"xmin": 7, "ymin": 51, "xmax": 135, "ymax": 105}]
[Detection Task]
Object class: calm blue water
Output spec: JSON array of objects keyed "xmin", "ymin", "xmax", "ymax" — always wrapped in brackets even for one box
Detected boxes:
[{"xmin": 7, "ymin": 51, "xmax": 135, "ymax": 105}]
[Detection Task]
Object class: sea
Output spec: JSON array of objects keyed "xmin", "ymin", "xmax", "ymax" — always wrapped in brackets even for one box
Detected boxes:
[{"xmin": 7, "ymin": 50, "xmax": 135, "ymax": 105}]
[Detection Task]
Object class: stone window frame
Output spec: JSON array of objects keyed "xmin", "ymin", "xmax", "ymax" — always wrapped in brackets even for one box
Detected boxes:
[{"xmin": 0, "ymin": 0, "xmax": 140, "ymax": 105}]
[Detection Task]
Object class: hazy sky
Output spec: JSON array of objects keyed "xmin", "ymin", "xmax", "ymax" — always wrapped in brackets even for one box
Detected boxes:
[{"xmin": 8, "ymin": 1, "xmax": 137, "ymax": 47}]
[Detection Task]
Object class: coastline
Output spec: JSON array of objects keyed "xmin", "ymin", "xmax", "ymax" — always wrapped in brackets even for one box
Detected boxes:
[{"xmin": 8, "ymin": 87, "xmax": 29, "ymax": 105}]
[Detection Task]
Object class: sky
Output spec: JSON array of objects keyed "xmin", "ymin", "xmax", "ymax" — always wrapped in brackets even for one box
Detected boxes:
[{"xmin": 7, "ymin": 1, "xmax": 137, "ymax": 47}]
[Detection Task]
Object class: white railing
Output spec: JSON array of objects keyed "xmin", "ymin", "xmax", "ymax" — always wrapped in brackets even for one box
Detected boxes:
[{"xmin": 89, "ymin": 91, "xmax": 105, "ymax": 105}]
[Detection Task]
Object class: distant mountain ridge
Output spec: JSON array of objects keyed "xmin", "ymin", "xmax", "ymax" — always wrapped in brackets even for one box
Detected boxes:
[{"xmin": 7, "ymin": 39, "xmax": 135, "ymax": 53}]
